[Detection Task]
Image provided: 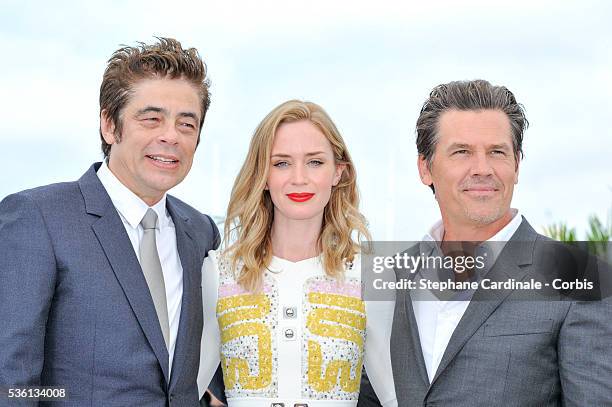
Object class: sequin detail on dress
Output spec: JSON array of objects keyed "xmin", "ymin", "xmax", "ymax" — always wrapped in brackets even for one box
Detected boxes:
[
  {"xmin": 215, "ymin": 252, "xmax": 279, "ymax": 398},
  {"xmin": 301, "ymin": 275, "xmax": 366, "ymax": 400}
]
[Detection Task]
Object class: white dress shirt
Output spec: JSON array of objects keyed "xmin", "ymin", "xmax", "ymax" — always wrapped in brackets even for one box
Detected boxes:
[
  {"xmin": 412, "ymin": 209, "xmax": 523, "ymax": 382},
  {"xmin": 97, "ymin": 161, "xmax": 183, "ymax": 376}
]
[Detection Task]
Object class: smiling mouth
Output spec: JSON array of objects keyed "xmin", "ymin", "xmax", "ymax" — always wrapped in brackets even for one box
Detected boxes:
[
  {"xmin": 463, "ymin": 188, "xmax": 499, "ymax": 197},
  {"xmin": 146, "ymin": 155, "xmax": 179, "ymax": 164},
  {"xmin": 287, "ymin": 193, "xmax": 315, "ymax": 202}
]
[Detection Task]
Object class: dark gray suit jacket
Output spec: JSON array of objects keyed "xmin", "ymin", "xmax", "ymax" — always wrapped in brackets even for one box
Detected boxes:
[
  {"xmin": 390, "ymin": 218, "xmax": 612, "ymax": 406},
  {"xmin": 0, "ymin": 163, "xmax": 219, "ymax": 406}
]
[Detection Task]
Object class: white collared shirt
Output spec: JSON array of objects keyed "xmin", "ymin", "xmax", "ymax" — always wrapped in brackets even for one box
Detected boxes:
[
  {"xmin": 412, "ymin": 209, "xmax": 523, "ymax": 382},
  {"xmin": 97, "ymin": 161, "xmax": 183, "ymax": 376}
]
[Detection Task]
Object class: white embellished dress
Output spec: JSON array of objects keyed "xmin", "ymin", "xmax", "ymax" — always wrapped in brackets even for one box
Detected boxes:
[{"xmin": 197, "ymin": 250, "xmax": 397, "ymax": 407}]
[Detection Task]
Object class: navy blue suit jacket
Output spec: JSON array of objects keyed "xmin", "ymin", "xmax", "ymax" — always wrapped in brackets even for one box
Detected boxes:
[{"xmin": 0, "ymin": 163, "xmax": 219, "ymax": 406}]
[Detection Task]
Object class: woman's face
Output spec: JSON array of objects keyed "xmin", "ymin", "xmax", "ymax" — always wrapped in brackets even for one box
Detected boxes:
[{"xmin": 267, "ymin": 120, "xmax": 344, "ymax": 224}]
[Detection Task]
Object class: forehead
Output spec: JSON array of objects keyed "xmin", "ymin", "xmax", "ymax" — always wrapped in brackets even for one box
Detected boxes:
[
  {"xmin": 272, "ymin": 120, "xmax": 333, "ymax": 154},
  {"xmin": 126, "ymin": 77, "xmax": 201, "ymax": 112},
  {"xmin": 436, "ymin": 109, "xmax": 512, "ymax": 146}
]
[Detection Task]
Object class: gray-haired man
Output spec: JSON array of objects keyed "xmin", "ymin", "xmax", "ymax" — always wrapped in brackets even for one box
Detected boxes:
[{"xmin": 388, "ymin": 80, "xmax": 612, "ymax": 406}]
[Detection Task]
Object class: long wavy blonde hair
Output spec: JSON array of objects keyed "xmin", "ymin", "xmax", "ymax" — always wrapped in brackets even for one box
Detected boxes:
[{"xmin": 224, "ymin": 100, "xmax": 370, "ymax": 292}]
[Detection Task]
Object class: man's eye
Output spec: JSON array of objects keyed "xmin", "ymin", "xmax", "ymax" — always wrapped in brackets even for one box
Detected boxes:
[
  {"xmin": 453, "ymin": 150, "xmax": 469, "ymax": 155},
  {"xmin": 142, "ymin": 117, "xmax": 160, "ymax": 124},
  {"xmin": 180, "ymin": 122, "xmax": 196, "ymax": 129},
  {"xmin": 491, "ymin": 150, "xmax": 506, "ymax": 155}
]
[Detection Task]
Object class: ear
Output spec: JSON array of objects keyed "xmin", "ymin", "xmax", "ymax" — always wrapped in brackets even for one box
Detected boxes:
[
  {"xmin": 100, "ymin": 109, "xmax": 118, "ymax": 145},
  {"xmin": 332, "ymin": 163, "xmax": 346, "ymax": 186},
  {"xmin": 417, "ymin": 155, "xmax": 433, "ymax": 187}
]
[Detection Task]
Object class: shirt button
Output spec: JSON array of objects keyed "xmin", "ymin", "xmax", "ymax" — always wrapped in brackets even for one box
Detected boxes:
[
  {"xmin": 284, "ymin": 306, "xmax": 296, "ymax": 318},
  {"xmin": 284, "ymin": 328, "xmax": 295, "ymax": 339}
]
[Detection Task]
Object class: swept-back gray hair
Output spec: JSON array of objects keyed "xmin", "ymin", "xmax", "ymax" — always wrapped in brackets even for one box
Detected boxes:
[{"xmin": 416, "ymin": 79, "xmax": 528, "ymax": 167}]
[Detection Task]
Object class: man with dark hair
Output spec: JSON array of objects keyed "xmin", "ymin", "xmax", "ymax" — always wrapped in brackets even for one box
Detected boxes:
[
  {"xmin": 0, "ymin": 38, "xmax": 219, "ymax": 406},
  {"xmin": 387, "ymin": 79, "xmax": 612, "ymax": 406}
]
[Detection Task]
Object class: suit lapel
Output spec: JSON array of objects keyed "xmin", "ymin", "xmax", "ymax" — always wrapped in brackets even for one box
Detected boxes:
[
  {"xmin": 428, "ymin": 260, "xmax": 518, "ymax": 387},
  {"xmin": 402, "ymin": 286, "xmax": 433, "ymax": 387},
  {"xmin": 396, "ymin": 245, "xmax": 431, "ymax": 387},
  {"xmin": 427, "ymin": 220, "xmax": 537, "ymax": 388},
  {"xmin": 166, "ymin": 200, "xmax": 201, "ymax": 390},
  {"xmin": 80, "ymin": 163, "xmax": 170, "ymax": 383}
]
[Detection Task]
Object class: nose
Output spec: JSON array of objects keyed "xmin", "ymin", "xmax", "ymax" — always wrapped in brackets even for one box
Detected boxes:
[
  {"xmin": 470, "ymin": 151, "xmax": 494, "ymax": 176},
  {"xmin": 291, "ymin": 164, "xmax": 308, "ymax": 185},
  {"xmin": 159, "ymin": 123, "xmax": 179, "ymax": 145}
]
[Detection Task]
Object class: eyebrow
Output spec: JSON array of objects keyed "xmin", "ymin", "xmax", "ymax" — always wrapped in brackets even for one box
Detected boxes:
[
  {"xmin": 446, "ymin": 143, "xmax": 472, "ymax": 152},
  {"xmin": 135, "ymin": 106, "xmax": 200, "ymax": 122},
  {"xmin": 178, "ymin": 112, "xmax": 200, "ymax": 122},
  {"xmin": 446, "ymin": 142, "xmax": 512, "ymax": 151},
  {"xmin": 136, "ymin": 106, "xmax": 165, "ymax": 116},
  {"xmin": 489, "ymin": 143, "xmax": 511, "ymax": 150},
  {"xmin": 271, "ymin": 151, "xmax": 327, "ymax": 158}
]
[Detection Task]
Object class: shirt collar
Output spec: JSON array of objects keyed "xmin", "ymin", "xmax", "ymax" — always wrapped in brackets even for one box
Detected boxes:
[
  {"xmin": 417, "ymin": 210, "xmax": 523, "ymax": 298},
  {"xmin": 424, "ymin": 208, "xmax": 522, "ymax": 243},
  {"xmin": 97, "ymin": 161, "xmax": 170, "ymax": 229}
]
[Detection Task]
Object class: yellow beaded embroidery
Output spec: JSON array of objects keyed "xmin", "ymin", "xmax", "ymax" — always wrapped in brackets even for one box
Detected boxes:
[
  {"xmin": 302, "ymin": 277, "xmax": 366, "ymax": 399},
  {"xmin": 217, "ymin": 294, "xmax": 273, "ymax": 391}
]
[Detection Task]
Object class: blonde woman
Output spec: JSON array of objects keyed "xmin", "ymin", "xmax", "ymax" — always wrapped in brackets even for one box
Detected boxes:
[{"xmin": 197, "ymin": 100, "xmax": 396, "ymax": 406}]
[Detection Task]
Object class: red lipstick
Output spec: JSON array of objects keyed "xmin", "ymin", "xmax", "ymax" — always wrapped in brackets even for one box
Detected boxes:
[{"xmin": 287, "ymin": 193, "xmax": 314, "ymax": 202}]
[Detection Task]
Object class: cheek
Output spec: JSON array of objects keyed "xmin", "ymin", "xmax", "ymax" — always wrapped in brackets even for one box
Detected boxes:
[
  {"xmin": 266, "ymin": 173, "xmax": 285, "ymax": 196},
  {"xmin": 320, "ymin": 168, "xmax": 339, "ymax": 189},
  {"xmin": 498, "ymin": 167, "xmax": 518, "ymax": 188},
  {"xmin": 183, "ymin": 149, "xmax": 196, "ymax": 166},
  {"xmin": 430, "ymin": 168, "xmax": 456, "ymax": 190},
  {"xmin": 315, "ymin": 175, "xmax": 335, "ymax": 204},
  {"xmin": 318, "ymin": 189, "xmax": 333, "ymax": 208}
]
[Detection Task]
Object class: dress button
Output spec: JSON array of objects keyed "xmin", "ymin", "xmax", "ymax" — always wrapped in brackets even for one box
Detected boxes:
[
  {"xmin": 271, "ymin": 403, "xmax": 285, "ymax": 407},
  {"xmin": 284, "ymin": 306, "xmax": 296, "ymax": 319},
  {"xmin": 284, "ymin": 328, "xmax": 295, "ymax": 339}
]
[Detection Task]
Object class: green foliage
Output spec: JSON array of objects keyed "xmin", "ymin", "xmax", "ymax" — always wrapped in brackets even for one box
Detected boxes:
[
  {"xmin": 543, "ymin": 211, "xmax": 610, "ymax": 260},
  {"xmin": 585, "ymin": 214, "xmax": 611, "ymax": 258},
  {"xmin": 586, "ymin": 215, "xmax": 611, "ymax": 242},
  {"xmin": 542, "ymin": 223, "xmax": 577, "ymax": 242},
  {"xmin": 543, "ymin": 211, "xmax": 610, "ymax": 243}
]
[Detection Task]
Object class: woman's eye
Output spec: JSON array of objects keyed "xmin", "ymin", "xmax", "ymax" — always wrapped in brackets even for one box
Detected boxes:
[
  {"xmin": 308, "ymin": 160, "xmax": 324, "ymax": 166},
  {"xmin": 273, "ymin": 161, "xmax": 289, "ymax": 168}
]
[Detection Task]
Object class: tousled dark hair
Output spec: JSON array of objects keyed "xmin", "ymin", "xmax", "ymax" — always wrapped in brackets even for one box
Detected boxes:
[{"xmin": 99, "ymin": 37, "xmax": 211, "ymax": 158}]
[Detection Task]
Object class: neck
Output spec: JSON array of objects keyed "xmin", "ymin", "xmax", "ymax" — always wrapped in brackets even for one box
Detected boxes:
[
  {"xmin": 271, "ymin": 213, "xmax": 323, "ymax": 262},
  {"xmin": 107, "ymin": 160, "xmax": 163, "ymax": 206},
  {"xmin": 442, "ymin": 210, "xmax": 514, "ymax": 242}
]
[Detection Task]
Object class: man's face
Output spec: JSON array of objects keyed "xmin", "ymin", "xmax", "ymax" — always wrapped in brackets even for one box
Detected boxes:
[
  {"xmin": 101, "ymin": 77, "xmax": 201, "ymax": 205},
  {"xmin": 418, "ymin": 109, "xmax": 519, "ymax": 229}
]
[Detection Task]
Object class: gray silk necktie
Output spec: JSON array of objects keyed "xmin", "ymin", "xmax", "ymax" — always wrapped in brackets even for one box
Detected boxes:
[{"xmin": 140, "ymin": 208, "xmax": 170, "ymax": 350}]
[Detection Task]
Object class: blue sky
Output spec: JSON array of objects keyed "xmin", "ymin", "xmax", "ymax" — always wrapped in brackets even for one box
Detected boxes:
[{"xmin": 1, "ymin": 0, "xmax": 610, "ymax": 239}]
